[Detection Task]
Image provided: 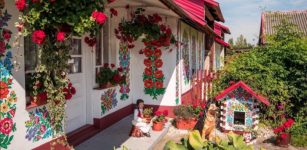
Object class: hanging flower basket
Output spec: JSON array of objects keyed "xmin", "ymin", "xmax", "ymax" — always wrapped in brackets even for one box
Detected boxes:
[{"xmin": 30, "ymin": 92, "xmax": 48, "ymax": 106}]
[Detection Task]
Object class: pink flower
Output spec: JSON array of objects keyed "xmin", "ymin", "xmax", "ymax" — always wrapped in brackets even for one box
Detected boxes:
[
  {"xmin": 0, "ymin": 118, "xmax": 13, "ymax": 135},
  {"xmin": 32, "ymin": 30, "xmax": 46, "ymax": 45},
  {"xmin": 110, "ymin": 8, "xmax": 118, "ymax": 16},
  {"xmin": 40, "ymin": 125, "xmax": 46, "ymax": 133},
  {"xmin": 91, "ymin": 11, "xmax": 107, "ymax": 25},
  {"xmin": 56, "ymin": 32, "xmax": 65, "ymax": 42},
  {"xmin": 15, "ymin": 0, "xmax": 26, "ymax": 11}
]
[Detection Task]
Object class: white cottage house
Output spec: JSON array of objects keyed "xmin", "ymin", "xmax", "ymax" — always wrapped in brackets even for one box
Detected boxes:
[{"xmin": 0, "ymin": 0, "xmax": 230, "ymax": 149}]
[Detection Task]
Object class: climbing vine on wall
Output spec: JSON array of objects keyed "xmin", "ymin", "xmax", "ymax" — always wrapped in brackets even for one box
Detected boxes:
[
  {"xmin": 115, "ymin": 8, "xmax": 177, "ymax": 100},
  {"xmin": 101, "ymin": 89, "xmax": 118, "ymax": 115},
  {"xmin": 25, "ymin": 106, "xmax": 53, "ymax": 142},
  {"xmin": 0, "ymin": 7, "xmax": 17, "ymax": 149},
  {"xmin": 119, "ymin": 43, "xmax": 130, "ymax": 100}
]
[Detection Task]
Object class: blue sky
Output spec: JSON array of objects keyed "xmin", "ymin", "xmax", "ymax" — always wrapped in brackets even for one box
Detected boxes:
[{"xmin": 218, "ymin": 0, "xmax": 307, "ymax": 44}]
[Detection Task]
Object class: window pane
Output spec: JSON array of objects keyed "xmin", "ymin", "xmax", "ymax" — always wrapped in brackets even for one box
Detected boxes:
[
  {"xmin": 68, "ymin": 57, "xmax": 82, "ymax": 73},
  {"xmin": 103, "ymin": 19, "xmax": 109, "ymax": 63},
  {"xmin": 24, "ymin": 36, "xmax": 38, "ymax": 71},
  {"xmin": 70, "ymin": 39, "xmax": 82, "ymax": 55},
  {"xmin": 234, "ymin": 111, "xmax": 245, "ymax": 125}
]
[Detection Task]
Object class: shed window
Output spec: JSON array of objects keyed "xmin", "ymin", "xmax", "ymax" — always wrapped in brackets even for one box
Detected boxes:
[{"xmin": 233, "ymin": 111, "xmax": 245, "ymax": 125}]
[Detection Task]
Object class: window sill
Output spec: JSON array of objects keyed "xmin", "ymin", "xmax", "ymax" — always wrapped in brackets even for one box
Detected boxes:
[
  {"xmin": 26, "ymin": 101, "xmax": 47, "ymax": 110},
  {"xmin": 93, "ymin": 84, "xmax": 118, "ymax": 90}
]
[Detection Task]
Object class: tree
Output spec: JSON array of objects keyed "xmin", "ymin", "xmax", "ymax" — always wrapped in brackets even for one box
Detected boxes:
[{"xmin": 212, "ymin": 21, "xmax": 307, "ymax": 126}]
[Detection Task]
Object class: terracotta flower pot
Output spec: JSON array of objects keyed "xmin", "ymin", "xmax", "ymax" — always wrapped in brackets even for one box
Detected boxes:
[
  {"xmin": 143, "ymin": 115, "xmax": 152, "ymax": 123},
  {"xmin": 175, "ymin": 118, "xmax": 190, "ymax": 130},
  {"xmin": 189, "ymin": 118, "xmax": 198, "ymax": 129},
  {"xmin": 152, "ymin": 121, "xmax": 164, "ymax": 131},
  {"xmin": 276, "ymin": 133, "xmax": 291, "ymax": 148}
]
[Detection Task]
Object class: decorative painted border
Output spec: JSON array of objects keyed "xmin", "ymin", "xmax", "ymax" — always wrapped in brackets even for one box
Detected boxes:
[
  {"xmin": 101, "ymin": 89, "xmax": 118, "ymax": 115},
  {"xmin": 119, "ymin": 43, "xmax": 130, "ymax": 100},
  {"xmin": 25, "ymin": 106, "xmax": 53, "ymax": 142},
  {"xmin": 0, "ymin": 8, "xmax": 17, "ymax": 149}
]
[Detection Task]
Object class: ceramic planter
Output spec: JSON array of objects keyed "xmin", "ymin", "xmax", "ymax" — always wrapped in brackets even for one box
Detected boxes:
[
  {"xmin": 152, "ymin": 121, "xmax": 164, "ymax": 131},
  {"xmin": 276, "ymin": 133, "xmax": 291, "ymax": 148}
]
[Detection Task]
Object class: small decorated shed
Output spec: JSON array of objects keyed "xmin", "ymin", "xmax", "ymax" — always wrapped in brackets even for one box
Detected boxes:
[{"xmin": 215, "ymin": 81, "xmax": 270, "ymax": 132}]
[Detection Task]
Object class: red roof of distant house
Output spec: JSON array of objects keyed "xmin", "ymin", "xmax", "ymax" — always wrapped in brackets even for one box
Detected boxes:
[
  {"xmin": 173, "ymin": 0, "xmax": 206, "ymax": 26},
  {"xmin": 214, "ymin": 37, "xmax": 230, "ymax": 47},
  {"xmin": 215, "ymin": 81, "xmax": 270, "ymax": 106}
]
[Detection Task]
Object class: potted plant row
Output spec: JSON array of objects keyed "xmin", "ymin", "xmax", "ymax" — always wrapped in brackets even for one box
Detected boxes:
[
  {"xmin": 96, "ymin": 63, "xmax": 126, "ymax": 89},
  {"xmin": 173, "ymin": 103, "xmax": 206, "ymax": 130},
  {"xmin": 152, "ymin": 110, "xmax": 168, "ymax": 131}
]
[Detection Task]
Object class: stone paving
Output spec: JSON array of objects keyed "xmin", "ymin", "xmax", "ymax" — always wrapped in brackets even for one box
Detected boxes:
[{"xmin": 76, "ymin": 115, "xmax": 172, "ymax": 150}]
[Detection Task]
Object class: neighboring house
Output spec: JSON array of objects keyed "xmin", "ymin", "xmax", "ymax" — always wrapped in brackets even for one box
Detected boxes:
[
  {"xmin": 259, "ymin": 10, "xmax": 307, "ymax": 45},
  {"xmin": 0, "ymin": 0, "xmax": 229, "ymax": 149}
]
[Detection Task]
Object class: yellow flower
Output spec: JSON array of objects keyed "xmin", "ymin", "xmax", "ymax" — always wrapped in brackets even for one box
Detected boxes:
[
  {"xmin": 1, "ymin": 103, "xmax": 9, "ymax": 113},
  {"xmin": 7, "ymin": 96, "xmax": 15, "ymax": 104}
]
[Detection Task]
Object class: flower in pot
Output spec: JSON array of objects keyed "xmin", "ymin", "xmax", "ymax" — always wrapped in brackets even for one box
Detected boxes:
[
  {"xmin": 96, "ymin": 64, "xmax": 114, "ymax": 89},
  {"xmin": 274, "ymin": 118, "xmax": 295, "ymax": 147},
  {"xmin": 152, "ymin": 111, "xmax": 166, "ymax": 131},
  {"xmin": 143, "ymin": 107, "xmax": 153, "ymax": 123},
  {"xmin": 173, "ymin": 105, "xmax": 194, "ymax": 130},
  {"xmin": 27, "ymin": 72, "xmax": 48, "ymax": 106}
]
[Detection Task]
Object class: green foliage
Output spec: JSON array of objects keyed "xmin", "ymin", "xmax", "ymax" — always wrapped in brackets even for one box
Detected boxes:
[
  {"xmin": 96, "ymin": 67, "xmax": 114, "ymax": 85},
  {"xmin": 213, "ymin": 21, "xmax": 307, "ymax": 126},
  {"xmin": 163, "ymin": 130, "xmax": 253, "ymax": 150},
  {"xmin": 173, "ymin": 105, "xmax": 194, "ymax": 120},
  {"xmin": 289, "ymin": 114, "xmax": 307, "ymax": 147}
]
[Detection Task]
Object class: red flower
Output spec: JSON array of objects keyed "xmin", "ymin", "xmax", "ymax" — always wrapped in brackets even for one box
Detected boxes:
[
  {"xmin": 15, "ymin": 0, "xmax": 26, "ymax": 11},
  {"xmin": 38, "ymin": 92, "xmax": 48, "ymax": 101},
  {"xmin": 91, "ymin": 11, "xmax": 107, "ymax": 25},
  {"xmin": 154, "ymin": 49, "xmax": 162, "ymax": 58},
  {"xmin": 144, "ymin": 79, "xmax": 153, "ymax": 88},
  {"xmin": 160, "ymin": 24, "xmax": 166, "ymax": 32},
  {"xmin": 144, "ymin": 68, "xmax": 152, "ymax": 76},
  {"xmin": 70, "ymin": 87, "xmax": 76, "ymax": 95},
  {"xmin": 128, "ymin": 44, "xmax": 135, "ymax": 49},
  {"xmin": 144, "ymin": 48, "xmax": 153, "ymax": 57},
  {"xmin": 65, "ymin": 93, "xmax": 72, "ymax": 100},
  {"xmin": 0, "ymin": 81, "xmax": 9, "ymax": 99},
  {"xmin": 0, "ymin": 41, "xmax": 6, "ymax": 54},
  {"xmin": 193, "ymin": 103, "xmax": 198, "ymax": 108},
  {"xmin": 104, "ymin": 63, "xmax": 109, "ymax": 68},
  {"xmin": 155, "ymin": 81, "xmax": 163, "ymax": 89},
  {"xmin": 199, "ymin": 112, "xmax": 204, "ymax": 116},
  {"xmin": 56, "ymin": 32, "xmax": 65, "ymax": 42},
  {"xmin": 32, "ymin": 0, "xmax": 40, "ymax": 3},
  {"xmin": 283, "ymin": 118, "xmax": 295, "ymax": 128},
  {"xmin": 154, "ymin": 111, "xmax": 162, "ymax": 116},
  {"xmin": 139, "ymin": 49, "xmax": 144, "ymax": 54},
  {"xmin": 40, "ymin": 125, "xmax": 46, "ymax": 133},
  {"xmin": 165, "ymin": 28, "xmax": 172, "ymax": 35},
  {"xmin": 112, "ymin": 73, "xmax": 122, "ymax": 83},
  {"xmin": 0, "ymin": 118, "xmax": 13, "ymax": 135},
  {"xmin": 9, "ymin": 109, "xmax": 15, "ymax": 117},
  {"xmin": 273, "ymin": 126, "xmax": 285, "ymax": 134},
  {"xmin": 163, "ymin": 110, "xmax": 168, "ymax": 116},
  {"xmin": 3, "ymin": 29, "xmax": 11, "ymax": 41},
  {"xmin": 118, "ymin": 67, "xmax": 123, "ymax": 72},
  {"xmin": 107, "ymin": 0, "xmax": 116, "ymax": 3},
  {"xmin": 144, "ymin": 59, "xmax": 152, "ymax": 67},
  {"xmin": 200, "ymin": 103, "xmax": 206, "ymax": 109},
  {"xmin": 152, "ymin": 13, "xmax": 162, "ymax": 23},
  {"xmin": 280, "ymin": 133, "xmax": 288, "ymax": 139},
  {"xmin": 32, "ymin": 30, "xmax": 46, "ymax": 45},
  {"xmin": 111, "ymin": 64, "xmax": 115, "ymax": 68},
  {"xmin": 154, "ymin": 70, "xmax": 163, "ymax": 79},
  {"xmin": 154, "ymin": 59, "xmax": 163, "ymax": 68},
  {"xmin": 110, "ymin": 8, "xmax": 118, "ymax": 16}
]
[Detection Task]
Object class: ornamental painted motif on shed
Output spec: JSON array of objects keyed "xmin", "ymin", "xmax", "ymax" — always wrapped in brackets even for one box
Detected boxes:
[{"xmin": 0, "ymin": 7, "xmax": 17, "ymax": 149}]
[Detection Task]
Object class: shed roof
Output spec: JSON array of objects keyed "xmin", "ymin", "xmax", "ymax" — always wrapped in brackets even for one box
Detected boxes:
[{"xmin": 215, "ymin": 81, "xmax": 270, "ymax": 106}]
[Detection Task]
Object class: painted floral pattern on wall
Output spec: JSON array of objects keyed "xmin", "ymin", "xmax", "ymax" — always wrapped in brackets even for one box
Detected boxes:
[
  {"xmin": 25, "ymin": 106, "xmax": 53, "ymax": 142},
  {"xmin": 225, "ymin": 87, "xmax": 254, "ymax": 128},
  {"xmin": 0, "ymin": 8, "xmax": 17, "ymax": 149},
  {"xmin": 119, "ymin": 44, "xmax": 130, "ymax": 100},
  {"xmin": 101, "ymin": 89, "xmax": 118, "ymax": 115},
  {"xmin": 182, "ymin": 31, "xmax": 190, "ymax": 85}
]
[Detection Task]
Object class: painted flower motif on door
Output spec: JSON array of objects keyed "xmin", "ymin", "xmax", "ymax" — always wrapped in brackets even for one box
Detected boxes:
[
  {"xmin": 0, "ymin": 8, "xmax": 17, "ymax": 149},
  {"xmin": 119, "ymin": 43, "xmax": 130, "ymax": 100},
  {"xmin": 182, "ymin": 30, "xmax": 190, "ymax": 85},
  {"xmin": 101, "ymin": 89, "xmax": 117, "ymax": 115},
  {"xmin": 25, "ymin": 106, "xmax": 53, "ymax": 142}
]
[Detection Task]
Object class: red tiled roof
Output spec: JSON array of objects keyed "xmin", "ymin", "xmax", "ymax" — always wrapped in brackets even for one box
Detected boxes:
[
  {"xmin": 173, "ymin": 0, "xmax": 206, "ymax": 26},
  {"xmin": 215, "ymin": 81, "xmax": 270, "ymax": 106}
]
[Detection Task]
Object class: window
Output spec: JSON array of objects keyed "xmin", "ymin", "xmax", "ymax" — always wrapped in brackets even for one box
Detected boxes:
[
  {"xmin": 68, "ymin": 38, "xmax": 82, "ymax": 74},
  {"xmin": 191, "ymin": 35, "xmax": 197, "ymax": 76},
  {"xmin": 234, "ymin": 111, "xmax": 245, "ymax": 125}
]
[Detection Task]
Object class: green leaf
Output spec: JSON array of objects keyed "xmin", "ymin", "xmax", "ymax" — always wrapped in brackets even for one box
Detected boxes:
[
  {"xmin": 163, "ymin": 141, "xmax": 187, "ymax": 150},
  {"xmin": 188, "ymin": 130, "xmax": 204, "ymax": 150}
]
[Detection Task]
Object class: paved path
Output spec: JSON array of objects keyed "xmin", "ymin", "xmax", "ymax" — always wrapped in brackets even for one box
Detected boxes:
[{"xmin": 76, "ymin": 115, "xmax": 171, "ymax": 150}]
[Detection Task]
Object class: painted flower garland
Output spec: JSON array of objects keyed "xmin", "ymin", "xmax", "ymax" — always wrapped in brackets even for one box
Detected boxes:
[
  {"xmin": 115, "ymin": 8, "xmax": 177, "ymax": 99},
  {"xmin": 119, "ymin": 43, "xmax": 130, "ymax": 100},
  {"xmin": 0, "ymin": 8, "xmax": 17, "ymax": 149}
]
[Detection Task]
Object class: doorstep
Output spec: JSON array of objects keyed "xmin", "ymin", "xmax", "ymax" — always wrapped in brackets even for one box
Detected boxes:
[{"xmin": 75, "ymin": 115, "xmax": 172, "ymax": 150}]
